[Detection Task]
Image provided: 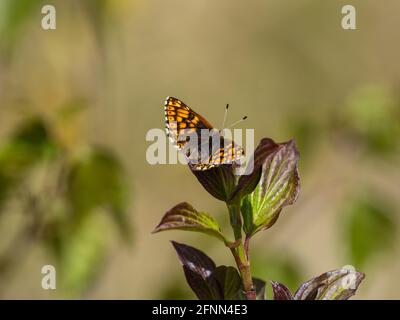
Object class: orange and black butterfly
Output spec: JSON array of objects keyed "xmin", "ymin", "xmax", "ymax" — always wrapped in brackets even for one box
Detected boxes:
[{"xmin": 164, "ymin": 96, "xmax": 244, "ymax": 170}]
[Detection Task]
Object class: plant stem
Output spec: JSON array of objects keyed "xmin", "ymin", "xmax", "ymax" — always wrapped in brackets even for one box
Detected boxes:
[
  {"xmin": 227, "ymin": 202, "xmax": 256, "ymax": 300},
  {"xmin": 244, "ymin": 235, "xmax": 251, "ymax": 260}
]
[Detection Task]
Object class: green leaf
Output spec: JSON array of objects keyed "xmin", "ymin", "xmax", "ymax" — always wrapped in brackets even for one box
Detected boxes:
[
  {"xmin": 67, "ymin": 147, "xmax": 131, "ymax": 240},
  {"xmin": 153, "ymin": 202, "xmax": 226, "ymax": 242},
  {"xmin": 0, "ymin": 117, "xmax": 56, "ymax": 173},
  {"xmin": 343, "ymin": 194, "xmax": 396, "ymax": 268},
  {"xmin": 242, "ymin": 140, "xmax": 300, "ymax": 236},
  {"xmin": 212, "ymin": 266, "xmax": 241, "ymax": 300},
  {"xmin": 240, "ymin": 196, "xmax": 253, "ymax": 236},
  {"xmin": 294, "ymin": 268, "xmax": 365, "ymax": 300},
  {"xmin": 57, "ymin": 210, "xmax": 110, "ymax": 297},
  {"xmin": 0, "ymin": 117, "xmax": 56, "ymax": 209}
]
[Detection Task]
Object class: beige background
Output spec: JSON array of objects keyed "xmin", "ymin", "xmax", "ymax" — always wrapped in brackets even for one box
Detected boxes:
[{"xmin": 0, "ymin": 0, "xmax": 399, "ymax": 299}]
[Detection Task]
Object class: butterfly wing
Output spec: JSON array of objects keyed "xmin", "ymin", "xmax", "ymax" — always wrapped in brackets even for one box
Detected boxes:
[
  {"xmin": 164, "ymin": 96, "xmax": 214, "ymax": 150},
  {"xmin": 189, "ymin": 136, "xmax": 244, "ymax": 171},
  {"xmin": 164, "ymin": 96, "xmax": 244, "ymax": 170}
]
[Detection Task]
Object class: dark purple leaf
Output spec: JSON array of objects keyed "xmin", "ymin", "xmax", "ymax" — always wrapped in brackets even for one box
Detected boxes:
[
  {"xmin": 172, "ymin": 241, "xmax": 216, "ymax": 279},
  {"xmin": 171, "ymin": 241, "xmax": 221, "ymax": 299},
  {"xmin": 253, "ymin": 278, "xmax": 267, "ymax": 300},
  {"xmin": 270, "ymin": 281, "xmax": 294, "ymax": 300},
  {"xmin": 153, "ymin": 202, "xmax": 225, "ymax": 242},
  {"xmin": 294, "ymin": 268, "xmax": 366, "ymax": 300},
  {"xmin": 182, "ymin": 266, "xmax": 220, "ymax": 299},
  {"xmin": 211, "ymin": 266, "xmax": 242, "ymax": 300},
  {"xmin": 189, "ymin": 164, "xmax": 236, "ymax": 202}
]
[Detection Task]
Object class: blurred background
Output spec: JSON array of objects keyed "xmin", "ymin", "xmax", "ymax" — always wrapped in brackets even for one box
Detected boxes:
[{"xmin": 0, "ymin": 0, "xmax": 399, "ymax": 299}]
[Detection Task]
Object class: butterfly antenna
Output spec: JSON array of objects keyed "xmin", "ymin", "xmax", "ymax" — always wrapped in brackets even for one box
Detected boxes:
[
  {"xmin": 222, "ymin": 104, "xmax": 229, "ymax": 129},
  {"xmin": 227, "ymin": 116, "xmax": 248, "ymax": 128}
]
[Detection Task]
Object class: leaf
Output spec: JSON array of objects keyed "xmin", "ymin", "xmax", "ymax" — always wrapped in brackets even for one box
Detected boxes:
[
  {"xmin": 271, "ymin": 281, "xmax": 294, "ymax": 300},
  {"xmin": 0, "ymin": 117, "xmax": 56, "ymax": 209},
  {"xmin": 253, "ymin": 278, "xmax": 267, "ymax": 300},
  {"xmin": 211, "ymin": 266, "xmax": 242, "ymax": 300},
  {"xmin": 182, "ymin": 266, "xmax": 219, "ymax": 300},
  {"xmin": 0, "ymin": 117, "xmax": 56, "ymax": 174},
  {"xmin": 57, "ymin": 210, "xmax": 110, "ymax": 297},
  {"xmin": 242, "ymin": 139, "xmax": 300, "ymax": 236},
  {"xmin": 189, "ymin": 164, "xmax": 237, "ymax": 202},
  {"xmin": 67, "ymin": 147, "xmax": 131, "ymax": 240},
  {"xmin": 294, "ymin": 268, "xmax": 365, "ymax": 300},
  {"xmin": 343, "ymin": 194, "xmax": 396, "ymax": 268},
  {"xmin": 171, "ymin": 241, "xmax": 220, "ymax": 299},
  {"xmin": 153, "ymin": 202, "xmax": 226, "ymax": 242},
  {"xmin": 229, "ymin": 138, "xmax": 280, "ymax": 202}
]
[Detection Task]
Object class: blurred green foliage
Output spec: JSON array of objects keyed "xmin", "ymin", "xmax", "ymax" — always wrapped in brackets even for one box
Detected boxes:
[
  {"xmin": 158, "ymin": 278, "xmax": 196, "ymax": 300},
  {"xmin": 0, "ymin": 0, "xmax": 116, "ymax": 56},
  {"xmin": 340, "ymin": 86, "xmax": 400, "ymax": 155},
  {"xmin": 0, "ymin": 0, "xmax": 42, "ymax": 50},
  {"xmin": 0, "ymin": 117, "xmax": 56, "ymax": 208},
  {"xmin": 343, "ymin": 192, "xmax": 396, "ymax": 269},
  {"xmin": 285, "ymin": 111, "xmax": 324, "ymax": 167},
  {"xmin": 0, "ymin": 0, "xmax": 134, "ymax": 297},
  {"xmin": 252, "ymin": 253, "xmax": 303, "ymax": 299},
  {"xmin": 0, "ymin": 0, "xmax": 398, "ymax": 299},
  {"xmin": 67, "ymin": 148, "xmax": 131, "ymax": 240},
  {"xmin": 0, "ymin": 111, "xmax": 131, "ymax": 297},
  {"xmin": 54, "ymin": 209, "xmax": 111, "ymax": 296}
]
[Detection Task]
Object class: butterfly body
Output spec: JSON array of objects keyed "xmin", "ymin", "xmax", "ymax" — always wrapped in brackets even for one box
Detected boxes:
[{"xmin": 164, "ymin": 97, "xmax": 244, "ymax": 170}]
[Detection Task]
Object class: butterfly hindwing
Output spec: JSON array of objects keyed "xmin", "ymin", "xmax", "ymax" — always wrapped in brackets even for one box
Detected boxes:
[{"xmin": 189, "ymin": 136, "xmax": 244, "ymax": 170}]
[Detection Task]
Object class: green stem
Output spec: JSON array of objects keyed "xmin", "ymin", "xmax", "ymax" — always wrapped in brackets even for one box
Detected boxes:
[{"xmin": 227, "ymin": 201, "xmax": 256, "ymax": 300}]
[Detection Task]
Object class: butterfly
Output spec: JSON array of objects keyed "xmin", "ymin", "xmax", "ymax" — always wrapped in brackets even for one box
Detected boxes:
[{"xmin": 164, "ymin": 96, "xmax": 244, "ymax": 170}]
